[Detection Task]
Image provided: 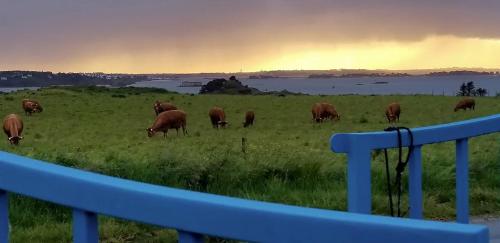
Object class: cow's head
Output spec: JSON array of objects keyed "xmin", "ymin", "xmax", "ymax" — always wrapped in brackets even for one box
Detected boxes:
[
  {"xmin": 8, "ymin": 136, "xmax": 23, "ymax": 145},
  {"xmin": 146, "ymin": 128, "xmax": 155, "ymax": 137},
  {"xmin": 387, "ymin": 113, "xmax": 397, "ymax": 123},
  {"xmin": 218, "ymin": 121, "xmax": 228, "ymax": 128},
  {"xmin": 334, "ymin": 113, "xmax": 340, "ymax": 121},
  {"xmin": 153, "ymin": 103, "xmax": 161, "ymax": 114},
  {"xmin": 313, "ymin": 116, "xmax": 322, "ymax": 123},
  {"xmin": 34, "ymin": 104, "xmax": 43, "ymax": 112}
]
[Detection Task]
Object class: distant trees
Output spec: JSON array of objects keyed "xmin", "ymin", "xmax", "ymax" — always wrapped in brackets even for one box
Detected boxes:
[
  {"xmin": 199, "ymin": 76, "xmax": 258, "ymax": 94},
  {"xmin": 476, "ymin": 88, "xmax": 488, "ymax": 96},
  {"xmin": 457, "ymin": 81, "xmax": 474, "ymax": 96},
  {"xmin": 457, "ymin": 81, "xmax": 488, "ymax": 97}
]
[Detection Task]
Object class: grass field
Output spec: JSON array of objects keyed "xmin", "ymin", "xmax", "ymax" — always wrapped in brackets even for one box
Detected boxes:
[{"xmin": 1, "ymin": 86, "xmax": 499, "ymax": 242}]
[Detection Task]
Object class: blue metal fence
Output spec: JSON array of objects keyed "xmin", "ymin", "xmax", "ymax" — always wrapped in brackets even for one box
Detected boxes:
[
  {"xmin": 331, "ymin": 114, "xmax": 500, "ymax": 224},
  {"xmin": 0, "ymin": 114, "xmax": 497, "ymax": 242}
]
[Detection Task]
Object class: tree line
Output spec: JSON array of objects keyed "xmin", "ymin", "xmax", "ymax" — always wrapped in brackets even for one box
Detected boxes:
[{"xmin": 457, "ymin": 81, "xmax": 488, "ymax": 96}]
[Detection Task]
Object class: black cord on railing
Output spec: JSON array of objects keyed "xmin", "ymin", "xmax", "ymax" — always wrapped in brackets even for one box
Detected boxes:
[{"xmin": 383, "ymin": 126, "xmax": 414, "ymax": 217}]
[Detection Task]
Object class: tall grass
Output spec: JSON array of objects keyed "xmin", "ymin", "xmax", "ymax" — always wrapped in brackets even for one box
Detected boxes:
[{"xmin": 1, "ymin": 87, "xmax": 499, "ymax": 242}]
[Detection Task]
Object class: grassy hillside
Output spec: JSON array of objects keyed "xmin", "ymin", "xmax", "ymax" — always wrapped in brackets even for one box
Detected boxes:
[{"xmin": 1, "ymin": 87, "xmax": 499, "ymax": 242}]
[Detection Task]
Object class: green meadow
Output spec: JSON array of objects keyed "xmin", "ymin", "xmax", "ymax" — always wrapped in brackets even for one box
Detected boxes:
[{"xmin": 1, "ymin": 86, "xmax": 499, "ymax": 242}]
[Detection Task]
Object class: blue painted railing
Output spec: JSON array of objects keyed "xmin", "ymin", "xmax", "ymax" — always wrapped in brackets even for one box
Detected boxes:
[
  {"xmin": 0, "ymin": 116, "xmax": 497, "ymax": 242},
  {"xmin": 331, "ymin": 114, "xmax": 500, "ymax": 224}
]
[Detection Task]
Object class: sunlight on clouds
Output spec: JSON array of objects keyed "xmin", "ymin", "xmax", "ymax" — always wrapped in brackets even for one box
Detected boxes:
[
  {"xmin": 52, "ymin": 35, "xmax": 500, "ymax": 73},
  {"xmin": 256, "ymin": 36, "xmax": 500, "ymax": 72},
  {"xmin": 259, "ymin": 42, "xmax": 418, "ymax": 70}
]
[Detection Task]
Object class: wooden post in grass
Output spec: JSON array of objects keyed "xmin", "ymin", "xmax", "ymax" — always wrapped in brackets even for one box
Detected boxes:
[{"xmin": 241, "ymin": 137, "xmax": 247, "ymax": 153}]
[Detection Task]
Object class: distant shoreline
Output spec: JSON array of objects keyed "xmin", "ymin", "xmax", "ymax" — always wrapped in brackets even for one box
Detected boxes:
[{"xmin": 1, "ymin": 70, "xmax": 498, "ymax": 88}]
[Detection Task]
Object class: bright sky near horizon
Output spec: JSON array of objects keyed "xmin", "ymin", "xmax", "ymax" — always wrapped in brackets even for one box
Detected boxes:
[{"xmin": 1, "ymin": 0, "xmax": 500, "ymax": 73}]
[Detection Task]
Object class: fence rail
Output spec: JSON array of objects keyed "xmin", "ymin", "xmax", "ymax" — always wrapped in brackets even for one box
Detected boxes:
[
  {"xmin": 1, "ymin": 114, "xmax": 498, "ymax": 242},
  {"xmin": 330, "ymin": 114, "xmax": 500, "ymax": 224},
  {"xmin": 0, "ymin": 151, "xmax": 489, "ymax": 242}
]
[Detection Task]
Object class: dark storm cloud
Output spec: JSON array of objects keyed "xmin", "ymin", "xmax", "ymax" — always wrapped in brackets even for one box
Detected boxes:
[
  {"xmin": 2, "ymin": 0, "xmax": 499, "ymax": 42},
  {"xmin": 259, "ymin": 0, "xmax": 500, "ymax": 41},
  {"xmin": 0, "ymin": 0, "xmax": 499, "ymax": 71}
]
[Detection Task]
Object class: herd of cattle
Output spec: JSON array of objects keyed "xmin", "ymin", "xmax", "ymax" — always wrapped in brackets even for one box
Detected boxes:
[
  {"xmin": 3, "ymin": 97, "xmax": 477, "ymax": 145},
  {"xmin": 2, "ymin": 99, "xmax": 42, "ymax": 145}
]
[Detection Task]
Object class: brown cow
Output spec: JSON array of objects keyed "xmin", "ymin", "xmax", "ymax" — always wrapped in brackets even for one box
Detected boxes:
[
  {"xmin": 320, "ymin": 103, "xmax": 340, "ymax": 121},
  {"xmin": 385, "ymin": 102, "xmax": 401, "ymax": 123},
  {"xmin": 153, "ymin": 100, "xmax": 177, "ymax": 116},
  {"xmin": 209, "ymin": 107, "xmax": 227, "ymax": 128},
  {"xmin": 312, "ymin": 102, "xmax": 340, "ymax": 123},
  {"xmin": 3, "ymin": 114, "xmax": 24, "ymax": 145},
  {"xmin": 147, "ymin": 110, "xmax": 187, "ymax": 138},
  {"xmin": 243, "ymin": 111, "xmax": 255, "ymax": 127},
  {"xmin": 454, "ymin": 98, "xmax": 475, "ymax": 112},
  {"xmin": 22, "ymin": 99, "xmax": 43, "ymax": 115}
]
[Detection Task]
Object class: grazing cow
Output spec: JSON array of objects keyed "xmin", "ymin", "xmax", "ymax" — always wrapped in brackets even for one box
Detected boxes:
[
  {"xmin": 454, "ymin": 98, "xmax": 475, "ymax": 112},
  {"xmin": 147, "ymin": 110, "xmax": 187, "ymax": 138},
  {"xmin": 312, "ymin": 102, "xmax": 340, "ymax": 123},
  {"xmin": 320, "ymin": 103, "xmax": 340, "ymax": 121},
  {"xmin": 3, "ymin": 114, "xmax": 23, "ymax": 145},
  {"xmin": 385, "ymin": 102, "xmax": 401, "ymax": 123},
  {"xmin": 153, "ymin": 100, "xmax": 177, "ymax": 116},
  {"xmin": 311, "ymin": 103, "xmax": 323, "ymax": 123},
  {"xmin": 243, "ymin": 111, "xmax": 255, "ymax": 127},
  {"xmin": 209, "ymin": 107, "xmax": 227, "ymax": 128},
  {"xmin": 22, "ymin": 99, "xmax": 43, "ymax": 115}
]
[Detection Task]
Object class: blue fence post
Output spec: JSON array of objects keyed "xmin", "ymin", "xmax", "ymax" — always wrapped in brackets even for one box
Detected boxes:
[
  {"xmin": 347, "ymin": 146, "xmax": 371, "ymax": 214},
  {"xmin": 73, "ymin": 209, "xmax": 98, "ymax": 243},
  {"xmin": 409, "ymin": 145, "xmax": 423, "ymax": 219},
  {"xmin": 456, "ymin": 138, "xmax": 469, "ymax": 224},
  {"xmin": 178, "ymin": 231, "xmax": 204, "ymax": 243},
  {"xmin": 0, "ymin": 190, "xmax": 8, "ymax": 243}
]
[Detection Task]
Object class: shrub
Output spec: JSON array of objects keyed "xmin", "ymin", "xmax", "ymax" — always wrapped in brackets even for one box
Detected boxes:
[{"xmin": 111, "ymin": 94, "xmax": 126, "ymax": 98}]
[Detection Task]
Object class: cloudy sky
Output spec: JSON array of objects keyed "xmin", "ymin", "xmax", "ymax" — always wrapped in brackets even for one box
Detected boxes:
[{"xmin": 1, "ymin": 0, "xmax": 500, "ymax": 73}]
